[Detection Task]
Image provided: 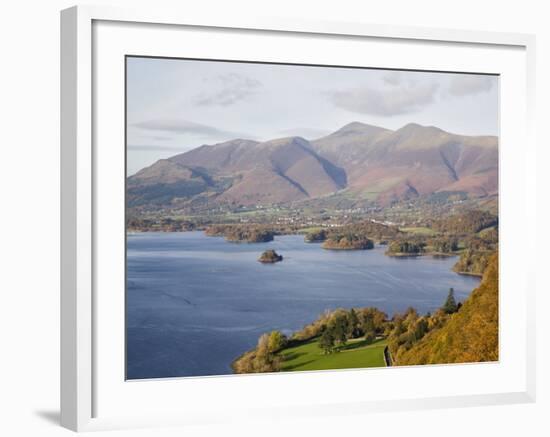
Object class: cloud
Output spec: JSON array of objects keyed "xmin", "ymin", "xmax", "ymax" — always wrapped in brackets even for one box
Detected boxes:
[
  {"xmin": 328, "ymin": 82, "xmax": 439, "ymax": 116},
  {"xmin": 194, "ymin": 73, "xmax": 262, "ymax": 106},
  {"xmin": 132, "ymin": 118, "xmax": 248, "ymax": 139},
  {"xmin": 145, "ymin": 135, "xmax": 172, "ymax": 141},
  {"xmin": 382, "ymin": 71, "xmax": 404, "ymax": 86},
  {"xmin": 448, "ymin": 75, "xmax": 495, "ymax": 97}
]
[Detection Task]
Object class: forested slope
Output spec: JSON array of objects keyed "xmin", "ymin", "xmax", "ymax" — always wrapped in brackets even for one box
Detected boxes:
[{"xmin": 397, "ymin": 253, "xmax": 498, "ymax": 365}]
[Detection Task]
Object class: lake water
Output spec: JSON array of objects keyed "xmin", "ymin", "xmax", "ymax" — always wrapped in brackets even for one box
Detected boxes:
[{"xmin": 126, "ymin": 231, "xmax": 480, "ymax": 379}]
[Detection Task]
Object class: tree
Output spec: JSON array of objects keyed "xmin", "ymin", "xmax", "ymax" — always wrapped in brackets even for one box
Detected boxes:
[
  {"xmin": 330, "ymin": 314, "xmax": 348, "ymax": 348},
  {"xmin": 348, "ymin": 308, "xmax": 360, "ymax": 338},
  {"xmin": 364, "ymin": 332, "xmax": 375, "ymax": 345},
  {"xmin": 442, "ymin": 288, "xmax": 458, "ymax": 314},
  {"xmin": 267, "ymin": 330, "xmax": 286, "ymax": 352},
  {"xmin": 254, "ymin": 333, "xmax": 282, "ymax": 372},
  {"xmin": 319, "ymin": 329, "xmax": 335, "ymax": 354},
  {"xmin": 361, "ymin": 314, "xmax": 375, "ymax": 335},
  {"xmin": 361, "ymin": 313, "xmax": 377, "ymax": 343},
  {"xmin": 413, "ymin": 318, "xmax": 429, "ymax": 340}
]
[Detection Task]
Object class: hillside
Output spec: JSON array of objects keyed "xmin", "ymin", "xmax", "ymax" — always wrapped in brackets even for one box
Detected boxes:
[
  {"xmin": 397, "ymin": 252, "xmax": 499, "ymax": 365},
  {"xmin": 312, "ymin": 122, "xmax": 498, "ymax": 204},
  {"xmin": 128, "ymin": 122, "xmax": 498, "ymax": 210}
]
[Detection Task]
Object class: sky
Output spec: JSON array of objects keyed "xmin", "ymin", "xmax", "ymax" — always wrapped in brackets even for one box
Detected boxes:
[{"xmin": 126, "ymin": 57, "xmax": 499, "ymax": 175}]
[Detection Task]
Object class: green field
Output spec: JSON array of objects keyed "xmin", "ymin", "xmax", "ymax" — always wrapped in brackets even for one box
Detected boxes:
[
  {"xmin": 400, "ymin": 226, "xmax": 437, "ymax": 236},
  {"xmin": 280, "ymin": 337, "xmax": 387, "ymax": 372}
]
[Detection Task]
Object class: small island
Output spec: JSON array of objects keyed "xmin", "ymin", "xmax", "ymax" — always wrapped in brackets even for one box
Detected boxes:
[
  {"xmin": 258, "ymin": 249, "xmax": 283, "ymax": 263},
  {"xmin": 322, "ymin": 234, "xmax": 374, "ymax": 250},
  {"xmin": 205, "ymin": 224, "xmax": 275, "ymax": 243},
  {"xmin": 304, "ymin": 229, "xmax": 328, "ymax": 243},
  {"xmin": 385, "ymin": 239, "xmax": 426, "ymax": 257}
]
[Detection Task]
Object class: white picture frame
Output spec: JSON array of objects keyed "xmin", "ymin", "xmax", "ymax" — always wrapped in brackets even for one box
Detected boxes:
[{"xmin": 60, "ymin": 5, "xmax": 536, "ymax": 432}]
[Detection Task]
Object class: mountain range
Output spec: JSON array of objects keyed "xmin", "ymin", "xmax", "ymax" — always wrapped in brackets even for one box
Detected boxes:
[{"xmin": 127, "ymin": 122, "xmax": 498, "ymax": 210}]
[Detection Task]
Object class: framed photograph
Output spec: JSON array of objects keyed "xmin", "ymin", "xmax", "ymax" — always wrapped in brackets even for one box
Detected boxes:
[{"xmin": 61, "ymin": 5, "xmax": 536, "ymax": 432}]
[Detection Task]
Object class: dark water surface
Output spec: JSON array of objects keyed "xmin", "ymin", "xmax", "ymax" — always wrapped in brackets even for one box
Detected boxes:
[{"xmin": 126, "ymin": 232, "xmax": 480, "ymax": 379}]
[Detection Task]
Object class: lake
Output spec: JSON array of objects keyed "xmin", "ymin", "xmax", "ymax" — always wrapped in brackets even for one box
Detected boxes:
[{"xmin": 126, "ymin": 231, "xmax": 480, "ymax": 379}]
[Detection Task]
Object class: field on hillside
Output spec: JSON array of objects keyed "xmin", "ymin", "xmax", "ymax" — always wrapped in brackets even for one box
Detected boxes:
[
  {"xmin": 400, "ymin": 226, "xmax": 437, "ymax": 236},
  {"xmin": 280, "ymin": 337, "xmax": 387, "ymax": 372}
]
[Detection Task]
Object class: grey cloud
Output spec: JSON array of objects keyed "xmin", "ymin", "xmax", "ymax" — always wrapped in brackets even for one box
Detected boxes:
[
  {"xmin": 132, "ymin": 119, "xmax": 248, "ymax": 139},
  {"xmin": 448, "ymin": 75, "xmax": 495, "ymax": 97},
  {"xmin": 329, "ymin": 82, "xmax": 439, "ymax": 116},
  {"xmin": 382, "ymin": 71, "xmax": 404, "ymax": 86},
  {"xmin": 146, "ymin": 135, "xmax": 172, "ymax": 141},
  {"xmin": 194, "ymin": 73, "xmax": 262, "ymax": 106}
]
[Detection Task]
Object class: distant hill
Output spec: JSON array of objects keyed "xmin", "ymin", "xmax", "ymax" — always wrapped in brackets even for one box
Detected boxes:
[
  {"xmin": 127, "ymin": 122, "xmax": 498, "ymax": 210},
  {"xmin": 397, "ymin": 252, "xmax": 499, "ymax": 365}
]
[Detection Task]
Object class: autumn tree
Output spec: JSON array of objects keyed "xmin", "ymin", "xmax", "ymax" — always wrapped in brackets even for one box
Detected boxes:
[
  {"xmin": 348, "ymin": 308, "xmax": 361, "ymax": 338},
  {"xmin": 253, "ymin": 333, "xmax": 282, "ymax": 372},
  {"xmin": 364, "ymin": 331, "xmax": 376, "ymax": 345},
  {"xmin": 319, "ymin": 329, "xmax": 335, "ymax": 354},
  {"xmin": 413, "ymin": 318, "xmax": 429, "ymax": 341},
  {"xmin": 361, "ymin": 314, "xmax": 375, "ymax": 336},
  {"xmin": 442, "ymin": 288, "xmax": 458, "ymax": 314},
  {"xmin": 332, "ymin": 319, "xmax": 348, "ymax": 348},
  {"xmin": 268, "ymin": 330, "xmax": 287, "ymax": 352}
]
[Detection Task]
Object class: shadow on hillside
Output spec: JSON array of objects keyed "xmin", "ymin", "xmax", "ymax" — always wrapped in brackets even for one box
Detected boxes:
[
  {"xmin": 282, "ymin": 360, "xmax": 316, "ymax": 371},
  {"xmin": 340, "ymin": 338, "xmax": 385, "ymax": 351},
  {"xmin": 283, "ymin": 351, "xmax": 307, "ymax": 361}
]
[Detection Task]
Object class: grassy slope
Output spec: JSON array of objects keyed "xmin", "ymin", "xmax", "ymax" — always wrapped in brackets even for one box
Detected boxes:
[
  {"xmin": 280, "ymin": 338, "xmax": 387, "ymax": 372},
  {"xmin": 398, "ymin": 252, "xmax": 498, "ymax": 365},
  {"xmin": 399, "ymin": 226, "xmax": 437, "ymax": 236}
]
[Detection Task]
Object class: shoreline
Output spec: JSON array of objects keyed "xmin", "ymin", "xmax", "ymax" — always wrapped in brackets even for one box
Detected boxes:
[
  {"xmin": 453, "ymin": 270, "xmax": 483, "ymax": 277},
  {"xmin": 385, "ymin": 251, "xmax": 457, "ymax": 258},
  {"xmin": 321, "ymin": 245, "xmax": 374, "ymax": 251}
]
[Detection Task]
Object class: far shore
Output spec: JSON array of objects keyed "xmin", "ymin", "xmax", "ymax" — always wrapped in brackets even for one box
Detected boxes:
[
  {"xmin": 385, "ymin": 251, "xmax": 457, "ymax": 258},
  {"xmin": 127, "ymin": 230, "xmax": 483, "ymax": 281}
]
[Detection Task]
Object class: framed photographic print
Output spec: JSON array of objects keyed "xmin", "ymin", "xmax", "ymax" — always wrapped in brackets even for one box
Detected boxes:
[{"xmin": 61, "ymin": 5, "xmax": 536, "ymax": 432}]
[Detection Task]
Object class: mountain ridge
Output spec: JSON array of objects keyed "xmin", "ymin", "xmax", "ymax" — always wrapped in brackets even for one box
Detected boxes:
[{"xmin": 127, "ymin": 122, "xmax": 498, "ymax": 210}]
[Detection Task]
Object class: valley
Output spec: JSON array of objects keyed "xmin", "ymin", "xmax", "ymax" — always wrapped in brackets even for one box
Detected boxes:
[{"xmin": 126, "ymin": 120, "xmax": 499, "ymax": 377}]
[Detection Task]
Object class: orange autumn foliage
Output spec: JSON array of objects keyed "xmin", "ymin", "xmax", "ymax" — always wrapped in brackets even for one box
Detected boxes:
[{"xmin": 397, "ymin": 252, "xmax": 499, "ymax": 365}]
